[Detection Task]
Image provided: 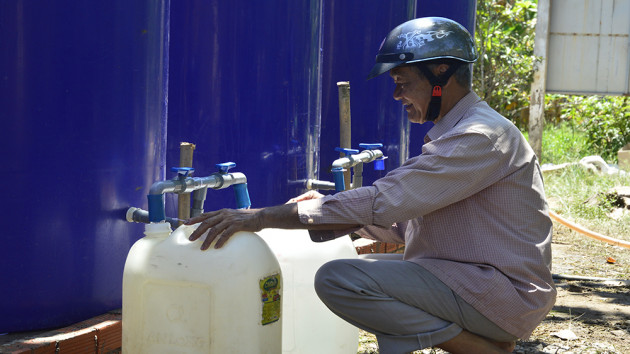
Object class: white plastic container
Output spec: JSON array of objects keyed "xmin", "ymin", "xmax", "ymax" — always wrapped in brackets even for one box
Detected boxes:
[
  {"xmin": 122, "ymin": 222, "xmax": 282, "ymax": 354},
  {"xmin": 256, "ymin": 228, "xmax": 359, "ymax": 354}
]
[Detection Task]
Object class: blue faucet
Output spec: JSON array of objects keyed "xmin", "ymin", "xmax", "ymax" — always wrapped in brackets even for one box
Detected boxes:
[{"xmin": 142, "ymin": 162, "xmax": 251, "ymax": 223}]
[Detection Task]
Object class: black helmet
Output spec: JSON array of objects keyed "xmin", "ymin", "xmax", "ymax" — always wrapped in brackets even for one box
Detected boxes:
[
  {"xmin": 368, "ymin": 17, "xmax": 477, "ymax": 121},
  {"xmin": 367, "ymin": 17, "xmax": 477, "ymax": 80}
]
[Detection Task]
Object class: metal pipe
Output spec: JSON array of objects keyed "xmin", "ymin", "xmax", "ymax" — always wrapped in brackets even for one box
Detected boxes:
[
  {"xmin": 191, "ymin": 187, "xmax": 208, "ymax": 217},
  {"xmin": 178, "ymin": 142, "xmax": 196, "ymax": 224},
  {"xmin": 331, "ymin": 149, "xmax": 384, "ymax": 169},
  {"xmin": 147, "ymin": 172, "xmax": 248, "ymax": 223},
  {"xmin": 126, "ymin": 207, "xmax": 180, "ymax": 229},
  {"xmin": 148, "ymin": 173, "xmax": 247, "ymax": 195},
  {"xmin": 338, "ymin": 81, "xmax": 352, "ymax": 191},
  {"xmin": 305, "ymin": 179, "xmax": 336, "ymax": 190},
  {"xmin": 353, "ymin": 162, "xmax": 364, "ymax": 188},
  {"xmin": 304, "ymin": 149, "xmax": 384, "ymax": 192}
]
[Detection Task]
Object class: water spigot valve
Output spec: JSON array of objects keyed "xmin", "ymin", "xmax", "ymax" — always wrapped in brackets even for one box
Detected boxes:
[
  {"xmin": 170, "ymin": 167, "xmax": 195, "ymax": 178},
  {"xmin": 374, "ymin": 157, "xmax": 386, "ymax": 171},
  {"xmin": 334, "ymin": 147, "xmax": 359, "ymax": 156},
  {"xmin": 216, "ymin": 162, "xmax": 236, "ymax": 174},
  {"xmin": 358, "ymin": 143, "xmax": 386, "ymax": 170},
  {"xmin": 359, "ymin": 143, "xmax": 383, "ymax": 150}
]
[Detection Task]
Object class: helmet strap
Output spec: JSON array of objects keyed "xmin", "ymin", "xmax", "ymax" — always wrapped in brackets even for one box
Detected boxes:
[{"xmin": 417, "ymin": 63, "xmax": 462, "ymax": 121}]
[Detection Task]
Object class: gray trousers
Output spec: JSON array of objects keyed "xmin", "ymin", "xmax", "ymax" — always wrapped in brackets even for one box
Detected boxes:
[{"xmin": 314, "ymin": 255, "xmax": 517, "ymax": 354}]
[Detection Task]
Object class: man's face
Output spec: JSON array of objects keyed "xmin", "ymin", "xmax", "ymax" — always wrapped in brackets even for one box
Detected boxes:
[{"xmin": 390, "ymin": 66, "xmax": 432, "ymax": 124}]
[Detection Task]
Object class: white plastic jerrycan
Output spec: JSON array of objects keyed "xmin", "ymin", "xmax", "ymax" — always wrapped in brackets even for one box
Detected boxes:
[
  {"xmin": 122, "ymin": 222, "xmax": 282, "ymax": 354},
  {"xmin": 256, "ymin": 228, "xmax": 359, "ymax": 354}
]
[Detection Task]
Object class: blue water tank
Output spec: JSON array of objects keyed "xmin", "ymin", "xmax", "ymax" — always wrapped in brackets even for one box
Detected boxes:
[
  {"xmin": 0, "ymin": 0, "xmax": 169, "ymax": 332},
  {"xmin": 320, "ymin": 0, "xmax": 416, "ymax": 190},
  {"xmin": 320, "ymin": 0, "xmax": 477, "ymax": 179},
  {"xmin": 165, "ymin": 0, "xmax": 323, "ymax": 212},
  {"xmin": 0, "ymin": 0, "xmax": 477, "ymax": 335}
]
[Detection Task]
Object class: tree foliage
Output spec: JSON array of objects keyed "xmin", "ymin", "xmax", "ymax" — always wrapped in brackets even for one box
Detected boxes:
[
  {"xmin": 556, "ymin": 95, "xmax": 630, "ymax": 161},
  {"xmin": 473, "ymin": 0, "xmax": 538, "ymax": 129}
]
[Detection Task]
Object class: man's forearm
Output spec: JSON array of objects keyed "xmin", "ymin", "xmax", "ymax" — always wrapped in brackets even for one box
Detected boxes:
[{"xmin": 258, "ymin": 203, "xmax": 361, "ymax": 231}]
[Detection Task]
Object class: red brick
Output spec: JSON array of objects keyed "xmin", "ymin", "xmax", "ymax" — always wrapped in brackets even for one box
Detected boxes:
[
  {"xmin": 55, "ymin": 329, "xmax": 96, "ymax": 352},
  {"xmin": 95, "ymin": 321, "xmax": 122, "ymax": 353}
]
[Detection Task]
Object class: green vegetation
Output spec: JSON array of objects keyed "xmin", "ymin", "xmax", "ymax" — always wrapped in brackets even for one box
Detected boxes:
[
  {"xmin": 549, "ymin": 95, "xmax": 630, "ymax": 162},
  {"xmin": 522, "ymin": 123, "xmax": 589, "ymax": 165},
  {"xmin": 474, "ymin": 0, "xmax": 630, "ymax": 165},
  {"xmin": 474, "ymin": 0, "xmax": 538, "ymax": 127},
  {"xmin": 475, "ymin": 0, "xmax": 630, "ymax": 242},
  {"xmin": 544, "ymin": 165, "xmax": 630, "ymax": 241}
]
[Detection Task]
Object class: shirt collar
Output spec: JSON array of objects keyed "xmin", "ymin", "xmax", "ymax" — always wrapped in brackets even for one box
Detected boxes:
[{"xmin": 425, "ymin": 91, "xmax": 481, "ymax": 142}]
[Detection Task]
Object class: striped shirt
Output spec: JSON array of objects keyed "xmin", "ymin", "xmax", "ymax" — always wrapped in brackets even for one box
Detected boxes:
[{"xmin": 297, "ymin": 91, "xmax": 556, "ymax": 339}]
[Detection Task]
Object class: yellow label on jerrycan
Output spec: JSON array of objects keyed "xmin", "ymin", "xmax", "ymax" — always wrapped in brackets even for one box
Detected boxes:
[{"xmin": 122, "ymin": 222, "xmax": 282, "ymax": 354}]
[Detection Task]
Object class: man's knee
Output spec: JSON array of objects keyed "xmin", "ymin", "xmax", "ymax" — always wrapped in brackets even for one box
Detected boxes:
[
  {"xmin": 314, "ymin": 258, "xmax": 369, "ymax": 306},
  {"xmin": 314, "ymin": 259, "xmax": 345, "ymax": 300}
]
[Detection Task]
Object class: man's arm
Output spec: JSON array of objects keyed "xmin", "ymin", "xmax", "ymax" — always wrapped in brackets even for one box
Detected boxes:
[{"xmin": 185, "ymin": 203, "xmax": 359, "ymax": 250}]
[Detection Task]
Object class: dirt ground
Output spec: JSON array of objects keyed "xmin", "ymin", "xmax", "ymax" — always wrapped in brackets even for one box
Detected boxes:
[{"xmin": 357, "ymin": 223, "xmax": 630, "ymax": 354}]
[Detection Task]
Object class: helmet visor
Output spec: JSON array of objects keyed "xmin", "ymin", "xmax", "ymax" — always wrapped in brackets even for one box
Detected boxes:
[{"xmin": 367, "ymin": 61, "xmax": 401, "ymax": 80}]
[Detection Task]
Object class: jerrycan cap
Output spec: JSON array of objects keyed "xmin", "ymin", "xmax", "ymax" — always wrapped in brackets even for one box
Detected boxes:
[{"xmin": 144, "ymin": 221, "xmax": 172, "ymax": 237}]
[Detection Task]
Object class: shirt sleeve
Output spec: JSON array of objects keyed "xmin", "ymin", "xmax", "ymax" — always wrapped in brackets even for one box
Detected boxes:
[
  {"xmin": 304, "ymin": 222, "xmax": 407, "ymax": 244},
  {"xmin": 354, "ymin": 223, "xmax": 407, "ymax": 244},
  {"xmin": 298, "ymin": 130, "xmax": 512, "ymax": 230}
]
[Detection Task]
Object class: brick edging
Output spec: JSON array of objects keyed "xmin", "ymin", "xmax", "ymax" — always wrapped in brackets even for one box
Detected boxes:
[{"xmin": 1, "ymin": 313, "xmax": 121, "ymax": 353}]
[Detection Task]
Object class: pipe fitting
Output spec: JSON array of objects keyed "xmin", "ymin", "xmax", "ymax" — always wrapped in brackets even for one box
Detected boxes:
[
  {"xmin": 191, "ymin": 188, "xmax": 208, "ymax": 217},
  {"xmin": 305, "ymin": 179, "xmax": 336, "ymax": 190},
  {"xmin": 146, "ymin": 169, "xmax": 249, "ymax": 223},
  {"xmin": 331, "ymin": 149, "xmax": 384, "ymax": 169},
  {"xmin": 126, "ymin": 207, "xmax": 180, "ymax": 229}
]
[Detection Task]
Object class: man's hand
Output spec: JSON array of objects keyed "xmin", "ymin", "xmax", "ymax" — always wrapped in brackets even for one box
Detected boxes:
[
  {"xmin": 185, "ymin": 208, "xmax": 263, "ymax": 250},
  {"xmin": 286, "ymin": 190, "xmax": 324, "ymax": 203},
  {"xmin": 183, "ymin": 200, "xmax": 351, "ymax": 251}
]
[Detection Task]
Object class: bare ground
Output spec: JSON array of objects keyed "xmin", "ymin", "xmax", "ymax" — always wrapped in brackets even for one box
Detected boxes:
[{"xmin": 358, "ymin": 222, "xmax": 630, "ymax": 353}]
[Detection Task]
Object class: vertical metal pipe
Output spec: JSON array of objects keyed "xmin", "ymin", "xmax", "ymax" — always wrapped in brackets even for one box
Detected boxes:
[
  {"xmin": 178, "ymin": 142, "xmax": 195, "ymax": 223},
  {"xmin": 337, "ymin": 81, "xmax": 352, "ymax": 190}
]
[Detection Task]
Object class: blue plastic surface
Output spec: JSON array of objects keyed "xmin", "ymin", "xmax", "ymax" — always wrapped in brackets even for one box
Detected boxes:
[
  {"xmin": 148, "ymin": 194, "xmax": 167, "ymax": 223},
  {"xmin": 331, "ymin": 168, "xmax": 346, "ymax": 193},
  {"xmin": 320, "ymin": 0, "xmax": 417, "ymax": 190},
  {"xmin": 321, "ymin": 1, "xmax": 478, "ymax": 181},
  {"xmin": 359, "ymin": 143, "xmax": 384, "ymax": 150},
  {"xmin": 233, "ymin": 183, "xmax": 252, "ymax": 210},
  {"xmin": 165, "ymin": 0, "xmax": 323, "ymax": 213},
  {"xmin": 374, "ymin": 158, "xmax": 386, "ymax": 171},
  {"xmin": 0, "ymin": 0, "xmax": 169, "ymax": 332},
  {"xmin": 216, "ymin": 162, "xmax": 236, "ymax": 174},
  {"xmin": 416, "ymin": 0, "xmax": 477, "ymax": 33},
  {"xmin": 0, "ymin": 0, "xmax": 477, "ymax": 334},
  {"xmin": 334, "ymin": 147, "xmax": 360, "ymax": 156},
  {"xmin": 171, "ymin": 166, "xmax": 195, "ymax": 173}
]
